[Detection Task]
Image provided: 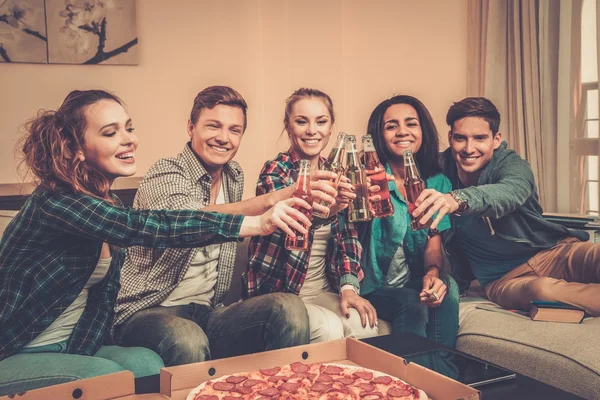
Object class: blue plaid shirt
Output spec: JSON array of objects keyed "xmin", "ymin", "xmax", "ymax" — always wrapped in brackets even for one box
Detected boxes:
[{"xmin": 0, "ymin": 187, "xmax": 244, "ymax": 360}]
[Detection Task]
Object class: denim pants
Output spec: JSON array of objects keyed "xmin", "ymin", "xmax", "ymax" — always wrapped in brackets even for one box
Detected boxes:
[
  {"xmin": 115, "ymin": 293, "xmax": 310, "ymax": 366},
  {"xmin": 365, "ymin": 273, "xmax": 460, "ymax": 348},
  {"xmin": 0, "ymin": 341, "xmax": 164, "ymax": 396}
]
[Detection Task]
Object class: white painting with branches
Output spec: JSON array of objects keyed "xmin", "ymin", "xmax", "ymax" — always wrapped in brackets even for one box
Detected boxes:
[
  {"xmin": 0, "ymin": 0, "xmax": 137, "ymax": 64},
  {"xmin": 0, "ymin": 0, "xmax": 48, "ymax": 63}
]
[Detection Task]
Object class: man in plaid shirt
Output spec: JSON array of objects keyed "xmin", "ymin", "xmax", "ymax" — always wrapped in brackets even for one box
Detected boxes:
[{"xmin": 114, "ymin": 87, "xmax": 312, "ymax": 366}]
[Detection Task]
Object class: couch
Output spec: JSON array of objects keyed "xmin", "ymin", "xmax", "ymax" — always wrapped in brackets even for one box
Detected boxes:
[{"xmin": 1, "ymin": 209, "xmax": 598, "ymax": 399}]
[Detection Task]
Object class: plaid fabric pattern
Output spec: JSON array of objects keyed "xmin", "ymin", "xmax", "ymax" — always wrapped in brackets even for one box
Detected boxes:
[
  {"xmin": 115, "ymin": 143, "xmax": 244, "ymax": 326},
  {"xmin": 0, "ymin": 187, "xmax": 243, "ymax": 360},
  {"xmin": 245, "ymin": 150, "xmax": 363, "ymax": 298}
]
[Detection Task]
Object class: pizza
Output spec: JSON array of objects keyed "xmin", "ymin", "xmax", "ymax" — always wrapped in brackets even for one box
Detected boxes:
[{"xmin": 187, "ymin": 361, "xmax": 428, "ymax": 400}]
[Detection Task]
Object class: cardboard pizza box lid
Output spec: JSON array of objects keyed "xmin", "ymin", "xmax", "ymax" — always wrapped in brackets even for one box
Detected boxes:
[
  {"xmin": 0, "ymin": 371, "xmax": 146, "ymax": 400},
  {"xmin": 160, "ymin": 338, "xmax": 480, "ymax": 400}
]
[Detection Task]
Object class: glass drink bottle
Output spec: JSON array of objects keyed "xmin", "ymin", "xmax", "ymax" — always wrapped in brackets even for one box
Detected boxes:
[
  {"xmin": 403, "ymin": 150, "xmax": 431, "ymax": 230},
  {"xmin": 345, "ymin": 135, "xmax": 372, "ymax": 222},
  {"xmin": 285, "ymin": 159, "xmax": 314, "ymax": 250},
  {"xmin": 362, "ymin": 134, "xmax": 394, "ymax": 218},
  {"xmin": 313, "ymin": 132, "xmax": 346, "ymax": 219}
]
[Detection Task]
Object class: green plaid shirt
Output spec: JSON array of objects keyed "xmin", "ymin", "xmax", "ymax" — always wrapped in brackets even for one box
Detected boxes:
[{"xmin": 0, "ymin": 187, "xmax": 244, "ymax": 360}]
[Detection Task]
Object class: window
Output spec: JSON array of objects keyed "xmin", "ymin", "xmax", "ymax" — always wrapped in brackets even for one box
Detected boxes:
[{"xmin": 579, "ymin": 0, "xmax": 598, "ymax": 215}]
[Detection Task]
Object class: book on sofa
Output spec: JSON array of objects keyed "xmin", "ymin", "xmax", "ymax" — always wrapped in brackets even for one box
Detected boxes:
[{"xmin": 529, "ymin": 301, "xmax": 585, "ymax": 323}]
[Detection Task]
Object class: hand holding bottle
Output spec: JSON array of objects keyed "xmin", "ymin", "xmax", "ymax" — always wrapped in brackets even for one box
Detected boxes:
[
  {"xmin": 240, "ymin": 197, "xmax": 312, "ymax": 237},
  {"xmin": 412, "ymin": 189, "xmax": 459, "ymax": 230},
  {"xmin": 309, "ymin": 169, "xmax": 338, "ymax": 216}
]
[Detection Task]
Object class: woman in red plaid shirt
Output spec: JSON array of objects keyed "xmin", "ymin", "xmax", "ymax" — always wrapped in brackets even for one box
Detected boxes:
[{"xmin": 246, "ymin": 88, "xmax": 379, "ymax": 342}]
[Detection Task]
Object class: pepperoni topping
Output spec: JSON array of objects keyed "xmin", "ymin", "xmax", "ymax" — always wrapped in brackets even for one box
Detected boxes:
[
  {"xmin": 310, "ymin": 383, "xmax": 333, "ymax": 393},
  {"xmin": 360, "ymin": 392, "xmax": 383, "ymax": 399},
  {"xmin": 212, "ymin": 382, "xmax": 235, "ymax": 391},
  {"xmin": 290, "ymin": 372, "xmax": 310, "ymax": 380},
  {"xmin": 279, "ymin": 382, "xmax": 301, "ymax": 393},
  {"xmin": 371, "ymin": 376, "xmax": 393, "ymax": 385},
  {"xmin": 315, "ymin": 373, "xmax": 334, "ymax": 382},
  {"xmin": 258, "ymin": 387, "xmax": 280, "ymax": 396},
  {"xmin": 268, "ymin": 375, "xmax": 288, "ymax": 383},
  {"xmin": 322, "ymin": 365, "xmax": 344, "ymax": 375},
  {"xmin": 225, "ymin": 375, "xmax": 247, "ymax": 384},
  {"xmin": 243, "ymin": 379, "xmax": 262, "ymax": 388},
  {"xmin": 290, "ymin": 361, "xmax": 310, "ymax": 373},
  {"xmin": 335, "ymin": 377, "xmax": 356, "ymax": 385},
  {"xmin": 259, "ymin": 367, "xmax": 281, "ymax": 376},
  {"xmin": 194, "ymin": 396, "xmax": 218, "ymax": 400},
  {"xmin": 387, "ymin": 387, "xmax": 413, "ymax": 397},
  {"xmin": 326, "ymin": 387, "xmax": 350, "ymax": 394},
  {"xmin": 357, "ymin": 383, "xmax": 375, "ymax": 392},
  {"xmin": 353, "ymin": 371, "xmax": 374, "ymax": 380},
  {"xmin": 233, "ymin": 386, "xmax": 252, "ymax": 395},
  {"xmin": 222, "ymin": 397, "xmax": 242, "ymax": 400}
]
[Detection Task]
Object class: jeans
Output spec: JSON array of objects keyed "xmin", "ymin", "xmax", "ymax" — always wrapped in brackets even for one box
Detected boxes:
[
  {"xmin": 115, "ymin": 293, "xmax": 310, "ymax": 366},
  {"xmin": 0, "ymin": 341, "xmax": 164, "ymax": 396},
  {"xmin": 365, "ymin": 273, "xmax": 460, "ymax": 348}
]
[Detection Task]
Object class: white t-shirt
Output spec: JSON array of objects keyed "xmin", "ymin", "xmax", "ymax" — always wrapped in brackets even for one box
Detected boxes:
[
  {"xmin": 161, "ymin": 184, "xmax": 225, "ymax": 307},
  {"xmin": 25, "ymin": 257, "xmax": 112, "ymax": 348},
  {"xmin": 383, "ymin": 245, "xmax": 410, "ymax": 288},
  {"xmin": 299, "ymin": 224, "xmax": 333, "ymax": 300}
]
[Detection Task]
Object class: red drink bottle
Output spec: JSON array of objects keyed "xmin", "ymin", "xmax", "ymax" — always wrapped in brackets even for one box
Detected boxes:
[
  {"xmin": 362, "ymin": 134, "xmax": 394, "ymax": 218},
  {"xmin": 285, "ymin": 159, "xmax": 314, "ymax": 251},
  {"xmin": 403, "ymin": 150, "xmax": 432, "ymax": 231}
]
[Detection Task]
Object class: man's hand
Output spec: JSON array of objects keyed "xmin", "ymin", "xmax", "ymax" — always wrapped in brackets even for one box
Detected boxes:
[
  {"xmin": 412, "ymin": 189, "xmax": 459, "ymax": 230},
  {"xmin": 240, "ymin": 197, "xmax": 312, "ymax": 237},
  {"xmin": 340, "ymin": 289, "xmax": 378, "ymax": 328},
  {"xmin": 419, "ymin": 268, "xmax": 447, "ymax": 308}
]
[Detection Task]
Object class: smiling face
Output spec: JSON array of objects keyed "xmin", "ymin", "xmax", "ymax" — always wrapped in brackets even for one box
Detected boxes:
[
  {"xmin": 286, "ymin": 97, "xmax": 333, "ymax": 161},
  {"xmin": 449, "ymin": 116, "xmax": 502, "ymax": 185},
  {"xmin": 188, "ymin": 104, "xmax": 244, "ymax": 173},
  {"xmin": 382, "ymin": 103, "xmax": 423, "ymax": 162},
  {"xmin": 81, "ymin": 100, "xmax": 138, "ymax": 185}
]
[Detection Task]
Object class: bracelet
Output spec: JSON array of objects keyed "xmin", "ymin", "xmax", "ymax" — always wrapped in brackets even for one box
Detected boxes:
[
  {"xmin": 427, "ymin": 228, "xmax": 440, "ymax": 238},
  {"xmin": 425, "ymin": 263, "xmax": 440, "ymax": 274},
  {"xmin": 340, "ymin": 284, "xmax": 359, "ymax": 296}
]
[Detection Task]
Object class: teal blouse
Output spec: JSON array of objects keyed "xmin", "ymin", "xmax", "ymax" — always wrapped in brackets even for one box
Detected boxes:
[{"xmin": 359, "ymin": 164, "xmax": 452, "ymax": 295}]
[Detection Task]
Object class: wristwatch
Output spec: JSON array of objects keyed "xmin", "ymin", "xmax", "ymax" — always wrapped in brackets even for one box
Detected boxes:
[{"xmin": 449, "ymin": 190, "xmax": 469, "ymax": 215}]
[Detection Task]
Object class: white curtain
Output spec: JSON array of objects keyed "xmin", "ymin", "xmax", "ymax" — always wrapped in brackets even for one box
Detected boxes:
[{"xmin": 466, "ymin": 0, "xmax": 592, "ymax": 212}]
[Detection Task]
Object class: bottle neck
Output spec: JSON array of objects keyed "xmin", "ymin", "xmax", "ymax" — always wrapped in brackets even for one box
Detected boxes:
[
  {"xmin": 404, "ymin": 158, "xmax": 421, "ymax": 181},
  {"xmin": 346, "ymin": 144, "xmax": 361, "ymax": 168},
  {"xmin": 297, "ymin": 166, "xmax": 311, "ymax": 192}
]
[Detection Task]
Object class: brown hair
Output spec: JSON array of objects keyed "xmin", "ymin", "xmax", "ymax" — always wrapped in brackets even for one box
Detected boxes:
[
  {"xmin": 18, "ymin": 90, "xmax": 123, "ymax": 202},
  {"xmin": 283, "ymin": 88, "xmax": 335, "ymax": 133},
  {"xmin": 446, "ymin": 97, "xmax": 501, "ymax": 135},
  {"xmin": 190, "ymin": 86, "xmax": 248, "ymax": 130}
]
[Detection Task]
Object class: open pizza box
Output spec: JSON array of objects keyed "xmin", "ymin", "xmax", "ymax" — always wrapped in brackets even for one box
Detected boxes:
[
  {"xmin": 160, "ymin": 338, "xmax": 481, "ymax": 400},
  {"xmin": 0, "ymin": 371, "xmax": 168, "ymax": 400}
]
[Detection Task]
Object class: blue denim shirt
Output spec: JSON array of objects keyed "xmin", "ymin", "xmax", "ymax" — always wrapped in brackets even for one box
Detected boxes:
[{"xmin": 359, "ymin": 164, "xmax": 452, "ymax": 296}]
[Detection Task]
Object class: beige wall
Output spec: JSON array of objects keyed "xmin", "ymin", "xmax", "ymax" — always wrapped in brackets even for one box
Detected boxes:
[{"xmin": 0, "ymin": 0, "xmax": 467, "ymax": 199}]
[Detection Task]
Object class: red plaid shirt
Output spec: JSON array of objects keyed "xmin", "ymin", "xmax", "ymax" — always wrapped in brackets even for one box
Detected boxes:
[{"xmin": 245, "ymin": 149, "xmax": 363, "ymax": 298}]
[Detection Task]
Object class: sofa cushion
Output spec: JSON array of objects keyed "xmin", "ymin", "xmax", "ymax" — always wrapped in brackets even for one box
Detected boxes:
[
  {"xmin": 457, "ymin": 296, "xmax": 600, "ymax": 399},
  {"xmin": 0, "ymin": 211, "xmax": 18, "ymax": 237}
]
